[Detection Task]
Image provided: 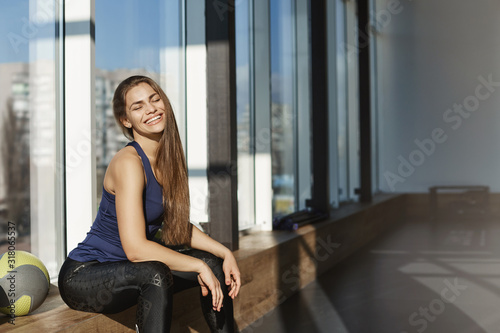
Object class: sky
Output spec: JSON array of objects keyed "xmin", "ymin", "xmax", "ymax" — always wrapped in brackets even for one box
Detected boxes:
[
  {"xmin": 95, "ymin": 0, "xmax": 163, "ymax": 70},
  {"xmin": 1, "ymin": 0, "xmax": 34, "ymax": 63},
  {"xmin": 1, "ymin": 0, "xmax": 285, "ymax": 69},
  {"xmin": 0, "ymin": 0, "xmax": 165, "ymax": 68},
  {"xmin": 0, "ymin": 0, "xmax": 293, "ymax": 104}
]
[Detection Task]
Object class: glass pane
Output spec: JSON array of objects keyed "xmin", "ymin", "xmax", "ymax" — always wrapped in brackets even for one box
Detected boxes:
[
  {"xmin": 236, "ymin": 0, "xmax": 255, "ymax": 230},
  {"xmin": 270, "ymin": 0, "xmax": 296, "ymax": 216},
  {"xmin": 0, "ymin": 0, "xmax": 63, "ymax": 279},
  {"xmin": 295, "ymin": 0, "xmax": 312, "ymax": 211},
  {"xmin": 95, "ymin": 0, "xmax": 185, "ymax": 202},
  {"xmin": 336, "ymin": 0, "xmax": 349, "ymax": 202},
  {"xmin": 345, "ymin": 0, "xmax": 360, "ymax": 200}
]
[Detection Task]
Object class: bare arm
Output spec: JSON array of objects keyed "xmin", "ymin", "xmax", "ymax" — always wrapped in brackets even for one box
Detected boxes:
[
  {"xmin": 190, "ymin": 225, "xmax": 232, "ymax": 259},
  {"xmin": 113, "ymin": 153, "xmax": 201, "ymax": 270},
  {"xmin": 110, "ymin": 151, "xmax": 224, "ymax": 309}
]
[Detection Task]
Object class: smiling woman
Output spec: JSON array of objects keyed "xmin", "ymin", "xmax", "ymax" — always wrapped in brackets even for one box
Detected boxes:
[
  {"xmin": 58, "ymin": 76, "xmax": 240, "ymax": 333},
  {"xmin": 111, "ymin": 76, "xmax": 192, "ymax": 247},
  {"xmin": 120, "ymin": 83, "xmax": 167, "ymax": 138}
]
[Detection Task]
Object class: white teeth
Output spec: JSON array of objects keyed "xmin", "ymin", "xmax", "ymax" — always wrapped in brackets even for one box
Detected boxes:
[{"xmin": 146, "ymin": 115, "xmax": 161, "ymax": 124}]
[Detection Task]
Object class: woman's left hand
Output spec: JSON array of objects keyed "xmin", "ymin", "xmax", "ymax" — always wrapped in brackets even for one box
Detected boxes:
[{"xmin": 222, "ymin": 253, "xmax": 241, "ymax": 299}]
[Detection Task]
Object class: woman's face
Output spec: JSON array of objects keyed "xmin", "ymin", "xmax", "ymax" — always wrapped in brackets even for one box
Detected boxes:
[{"xmin": 122, "ymin": 82, "xmax": 166, "ymax": 139}]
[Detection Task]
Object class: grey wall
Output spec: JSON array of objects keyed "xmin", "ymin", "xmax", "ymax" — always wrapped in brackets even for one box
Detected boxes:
[{"xmin": 375, "ymin": 0, "xmax": 500, "ymax": 192}]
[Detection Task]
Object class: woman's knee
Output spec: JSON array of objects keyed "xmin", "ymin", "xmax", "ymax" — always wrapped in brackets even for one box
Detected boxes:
[
  {"xmin": 195, "ymin": 251, "xmax": 224, "ymax": 279},
  {"xmin": 132, "ymin": 261, "xmax": 174, "ymax": 289}
]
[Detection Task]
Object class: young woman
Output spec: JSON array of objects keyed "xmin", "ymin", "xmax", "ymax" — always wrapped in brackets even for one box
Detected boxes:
[{"xmin": 58, "ymin": 76, "xmax": 240, "ymax": 333}]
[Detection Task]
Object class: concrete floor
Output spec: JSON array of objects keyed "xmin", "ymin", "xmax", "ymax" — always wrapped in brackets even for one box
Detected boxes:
[{"xmin": 244, "ymin": 216, "xmax": 500, "ymax": 333}]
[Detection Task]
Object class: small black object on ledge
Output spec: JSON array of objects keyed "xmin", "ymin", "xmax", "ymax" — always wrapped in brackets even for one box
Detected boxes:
[{"xmin": 273, "ymin": 208, "xmax": 328, "ymax": 231}]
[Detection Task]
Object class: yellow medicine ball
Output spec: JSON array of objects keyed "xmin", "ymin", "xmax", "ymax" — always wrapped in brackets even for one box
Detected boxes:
[{"xmin": 0, "ymin": 250, "xmax": 50, "ymax": 316}]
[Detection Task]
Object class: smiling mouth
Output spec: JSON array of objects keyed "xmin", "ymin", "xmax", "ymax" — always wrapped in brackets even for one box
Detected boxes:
[{"xmin": 145, "ymin": 114, "xmax": 162, "ymax": 125}]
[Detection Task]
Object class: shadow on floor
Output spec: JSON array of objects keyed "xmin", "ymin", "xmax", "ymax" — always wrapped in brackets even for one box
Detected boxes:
[{"xmin": 246, "ymin": 217, "xmax": 500, "ymax": 333}]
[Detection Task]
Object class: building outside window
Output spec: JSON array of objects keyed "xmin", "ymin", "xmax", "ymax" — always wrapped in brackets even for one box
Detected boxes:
[{"xmin": 0, "ymin": 0, "xmax": 64, "ymax": 280}]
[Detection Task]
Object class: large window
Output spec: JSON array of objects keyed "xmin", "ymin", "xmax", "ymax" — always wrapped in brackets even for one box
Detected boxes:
[
  {"xmin": 0, "ymin": 0, "xmax": 362, "ymax": 281},
  {"xmin": 328, "ymin": 0, "xmax": 361, "ymax": 205},
  {"xmin": 95, "ymin": 0, "xmax": 186, "ymax": 201},
  {"xmin": 270, "ymin": 0, "xmax": 312, "ymax": 217},
  {"xmin": 335, "ymin": 0, "xmax": 350, "ymax": 203},
  {"xmin": 345, "ymin": 0, "xmax": 361, "ymax": 200},
  {"xmin": 270, "ymin": 0, "xmax": 296, "ymax": 216},
  {"xmin": 234, "ymin": 0, "xmax": 313, "ymax": 224},
  {"xmin": 236, "ymin": 0, "xmax": 256, "ymax": 230},
  {"xmin": 94, "ymin": 1, "xmax": 210, "ymax": 225},
  {"xmin": 0, "ymin": 0, "xmax": 64, "ymax": 280}
]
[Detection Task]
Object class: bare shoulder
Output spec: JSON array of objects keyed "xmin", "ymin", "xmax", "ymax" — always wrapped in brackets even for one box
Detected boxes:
[{"xmin": 104, "ymin": 146, "xmax": 145, "ymax": 194}]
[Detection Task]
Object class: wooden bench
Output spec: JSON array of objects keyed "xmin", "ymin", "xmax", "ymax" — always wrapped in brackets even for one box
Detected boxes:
[{"xmin": 0, "ymin": 284, "xmax": 210, "ymax": 333}]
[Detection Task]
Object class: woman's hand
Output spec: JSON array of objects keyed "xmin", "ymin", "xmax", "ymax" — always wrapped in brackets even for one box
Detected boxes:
[
  {"xmin": 197, "ymin": 263, "xmax": 224, "ymax": 312},
  {"xmin": 222, "ymin": 253, "xmax": 241, "ymax": 300},
  {"xmin": 189, "ymin": 226, "xmax": 241, "ymax": 301}
]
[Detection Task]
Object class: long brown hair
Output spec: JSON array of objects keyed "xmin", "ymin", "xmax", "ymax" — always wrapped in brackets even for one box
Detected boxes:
[{"xmin": 112, "ymin": 75, "xmax": 192, "ymax": 246}]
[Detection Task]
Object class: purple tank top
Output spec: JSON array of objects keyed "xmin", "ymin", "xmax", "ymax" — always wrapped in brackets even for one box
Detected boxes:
[{"xmin": 68, "ymin": 141, "xmax": 164, "ymax": 262}]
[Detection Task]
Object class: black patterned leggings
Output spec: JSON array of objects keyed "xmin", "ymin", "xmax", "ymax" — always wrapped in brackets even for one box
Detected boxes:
[{"xmin": 58, "ymin": 249, "xmax": 234, "ymax": 333}]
